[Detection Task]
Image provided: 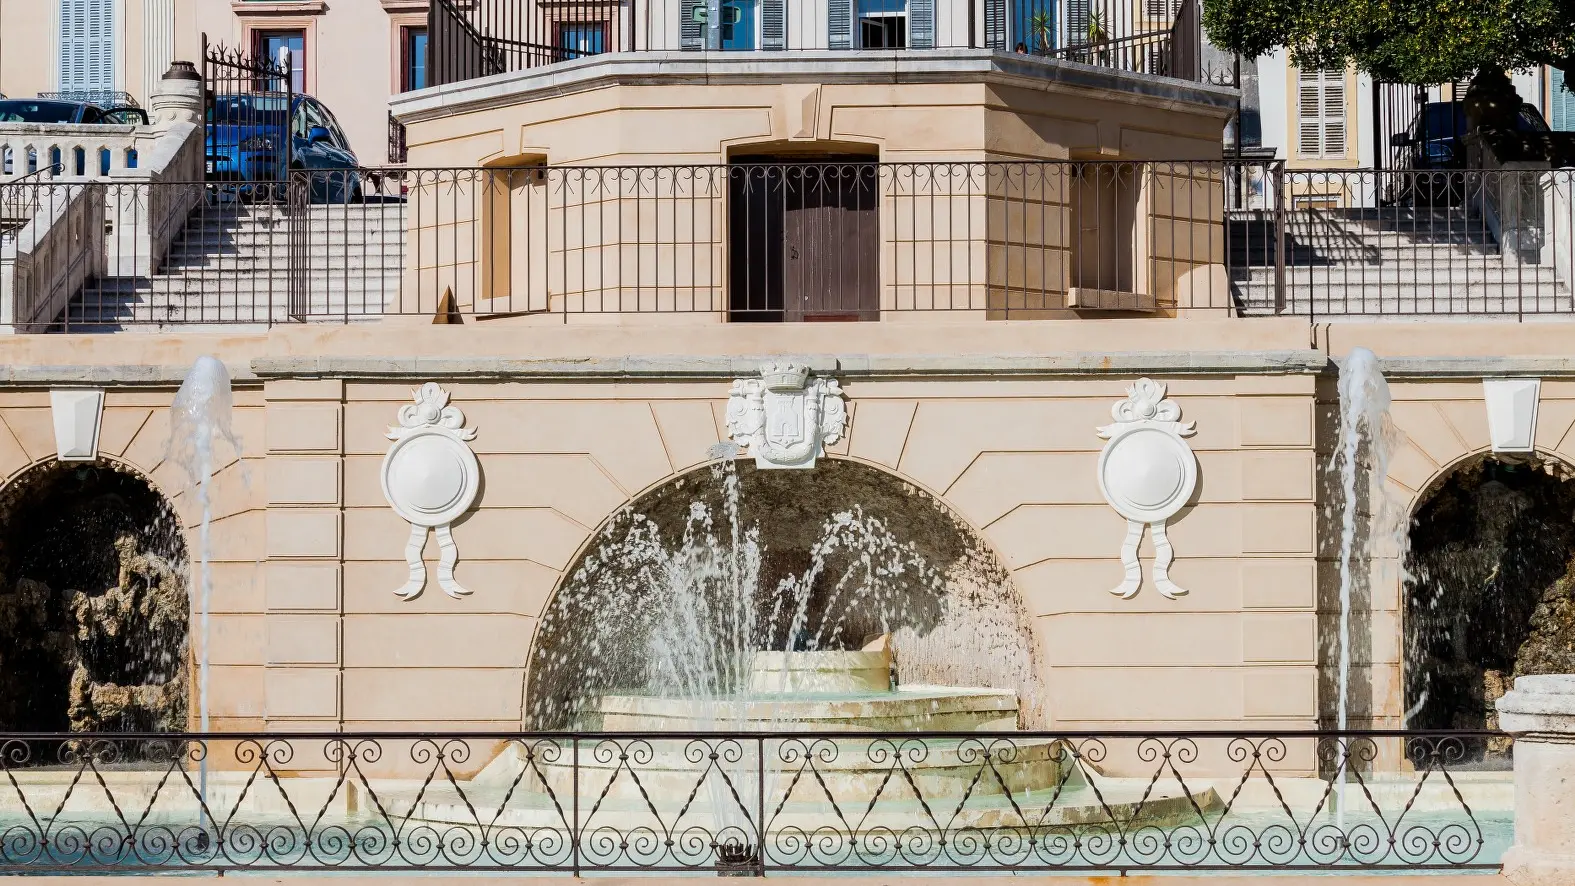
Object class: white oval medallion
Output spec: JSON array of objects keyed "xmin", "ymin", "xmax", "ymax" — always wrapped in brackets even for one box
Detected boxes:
[
  {"xmin": 385, "ymin": 433, "xmax": 475, "ymax": 523},
  {"xmin": 1099, "ymin": 426, "xmax": 1196, "ymax": 523}
]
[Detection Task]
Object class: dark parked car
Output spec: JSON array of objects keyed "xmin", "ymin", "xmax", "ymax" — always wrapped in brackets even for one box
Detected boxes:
[
  {"xmin": 205, "ymin": 92, "xmax": 360, "ymax": 202},
  {"xmin": 0, "ymin": 98, "xmax": 149, "ymax": 175},
  {"xmin": 1390, "ymin": 100, "xmax": 1551, "ymax": 203},
  {"xmin": 1393, "ymin": 100, "xmax": 1551, "ymax": 169},
  {"xmin": 0, "ymin": 98, "xmax": 147, "ymax": 126}
]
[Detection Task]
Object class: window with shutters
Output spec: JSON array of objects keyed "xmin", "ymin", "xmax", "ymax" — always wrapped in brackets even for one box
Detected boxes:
[
  {"xmin": 1063, "ymin": 0, "xmax": 1088, "ymax": 47},
  {"xmin": 1143, "ymin": 0, "xmax": 1176, "ymax": 20},
  {"xmin": 58, "ymin": 0, "xmax": 116, "ymax": 96},
  {"xmin": 1552, "ymin": 69, "xmax": 1574, "ymax": 132},
  {"xmin": 1297, "ymin": 67, "xmax": 1348, "ymax": 159}
]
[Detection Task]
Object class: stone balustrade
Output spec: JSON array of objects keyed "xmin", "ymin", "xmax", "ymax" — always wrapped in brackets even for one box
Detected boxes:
[{"xmin": 0, "ymin": 63, "xmax": 203, "ymax": 332}]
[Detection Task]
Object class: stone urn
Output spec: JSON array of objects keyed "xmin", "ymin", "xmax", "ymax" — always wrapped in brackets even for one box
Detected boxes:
[{"xmin": 1464, "ymin": 70, "xmax": 1520, "ymax": 131}]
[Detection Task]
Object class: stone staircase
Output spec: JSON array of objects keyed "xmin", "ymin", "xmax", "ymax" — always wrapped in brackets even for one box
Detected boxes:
[
  {"xmin": 59, "ymin": 199, "xmax": 406, "ymax": 331},
  {"xmin": 1229, "ymin": 205, "xmax": 1574, "ymax": 318}
]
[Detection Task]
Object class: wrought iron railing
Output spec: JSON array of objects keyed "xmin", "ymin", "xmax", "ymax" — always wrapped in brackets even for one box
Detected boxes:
[
  {"xmin": 426, "ymin": 0, "xmax": 1201, "ymax": 88},
  {"xmin": 0, "ymin": 730, "xmax": 1506, "ymax": 872},
  {"xmin": 3, "ymin": 161, "xmax": 1575, "ymax": 328}
]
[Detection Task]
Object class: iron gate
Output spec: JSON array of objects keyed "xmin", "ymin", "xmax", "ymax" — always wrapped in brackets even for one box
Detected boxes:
[
  {"xmin": 201, "ymin": 33, "xmax": 295, "ymax": 198},
  {"xmin": 1373, "ymin": 80, "xmax": 1468, "ymax": 172}
]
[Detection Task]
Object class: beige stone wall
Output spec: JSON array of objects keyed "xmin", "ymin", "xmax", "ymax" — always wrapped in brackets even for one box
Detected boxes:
[
  {"xmin": 190, "ymin": 368, "xmax": 1321, "ymax": 755},
  {"xmin": 8, "ymin": 320, "xmax": 1571, "ymax": 781},
  {"xmin": 403, "ymin": 79, "xmax": 1227, "ymax": 169}
]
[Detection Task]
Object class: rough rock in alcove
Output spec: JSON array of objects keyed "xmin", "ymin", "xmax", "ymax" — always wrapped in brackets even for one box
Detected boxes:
[
  {"xmin": 1514, "ymin": 559, "xmax": 1575, "ymax": 678},
  {"xmin": 0, "ymin": 463, "xmax": 188, "ymax": 736}
]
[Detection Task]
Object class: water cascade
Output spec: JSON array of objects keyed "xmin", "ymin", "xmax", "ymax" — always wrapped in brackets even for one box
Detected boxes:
[
  {"xmin": 1331, "ymin": 348, "xmax": 1401, "ymax": 815},
  {"xmin": 529, "ymin": 455, "xmax": 1043, "ymax": 731},
  {"xmin": 166, "ymin": 356, "xmax": 242, "ymax": 822}
]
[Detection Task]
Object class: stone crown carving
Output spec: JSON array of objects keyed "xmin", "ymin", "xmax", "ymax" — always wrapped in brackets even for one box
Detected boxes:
[
  {"xmin": 726, "ymin": 361, "xmax": 846, "ymax": 470},
  {"xmin": 1096, "ymin": 379, "xmax": 1198, "ymax": 600},
  {"xmin": 381, "ymin": 383, "xmax": 480, "ymax": 600}
]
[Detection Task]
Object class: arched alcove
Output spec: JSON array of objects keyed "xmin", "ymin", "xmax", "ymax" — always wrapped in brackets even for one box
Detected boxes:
[
  {"xmin": 524, "ymin": 457, "xmax": 1041, "ymax": 729},
  {"xmin": 1405, "ymin": 452, "xmax": 1575, "ymax": 739},
  {"xmin": 0, "ymin": 459, "xmax": 189, "ymax": 733}
]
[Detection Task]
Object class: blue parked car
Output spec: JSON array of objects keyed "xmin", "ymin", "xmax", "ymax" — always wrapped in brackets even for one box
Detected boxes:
[{"xmin": 205, "ymin": 92, "xmax": 360, "ymax": 202}]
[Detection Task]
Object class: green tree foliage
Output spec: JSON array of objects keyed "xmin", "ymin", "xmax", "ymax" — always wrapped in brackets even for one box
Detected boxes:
[{"xmin": 1203, "ymin": 0, "xmax": 1575, "ymax": 83}]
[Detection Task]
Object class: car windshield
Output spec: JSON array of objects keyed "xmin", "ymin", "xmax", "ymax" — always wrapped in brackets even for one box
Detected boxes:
[
  {"xmin": 208, "ymin": 95, "xmax": 290, "ymax": 126},
  {"xmin": 0, "ymin": 100, "xmax": 81, "ymax": 123},
  {"xmin": 1422, "ymin": 103, "xmax": 1467, "ymax": 140},
  {"xmin": 1517, "ymin": 105, "xmax": 1551, "ymax": 133}
]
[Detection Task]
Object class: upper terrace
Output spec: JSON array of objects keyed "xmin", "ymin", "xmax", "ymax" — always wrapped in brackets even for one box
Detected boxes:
[{"xmin": 1, "ymin": 27, "xmax": 1572, "ymax": 331}]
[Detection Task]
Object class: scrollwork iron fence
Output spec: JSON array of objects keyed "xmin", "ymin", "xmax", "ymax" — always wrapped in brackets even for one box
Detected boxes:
[{"xmin": 0, "ymin": 730, "xmax": 1508, "ymax": 872}]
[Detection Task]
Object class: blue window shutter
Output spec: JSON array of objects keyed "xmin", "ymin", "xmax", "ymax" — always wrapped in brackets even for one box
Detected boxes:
[
  {"xmin": 59, "ymin": 0, "xmax": 114, "ymax": 94},
  {"xmin": 909, "ymin": 0, "xmax": 934, "ymax": 47},
  {"xmin": 1553, "ymin": 69, "xmax": 1574, "ymax": 132},
  {"xmin": 828, "ymin": 0, "xmax": 854, "ymax": 48},
  {"xmin": 761, "ymin": 0, "xmax": 786, "ymax": 49}
]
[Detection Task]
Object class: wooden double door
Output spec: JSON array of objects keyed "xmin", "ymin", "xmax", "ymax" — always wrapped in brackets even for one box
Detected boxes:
[{"xmin": 727, "ymin": 156, "xmax": 880, "ymax": 322}]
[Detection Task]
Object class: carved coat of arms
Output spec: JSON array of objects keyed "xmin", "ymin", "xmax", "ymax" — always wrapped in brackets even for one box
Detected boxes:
[
  {"xmin": 1096, "ymin": 379, "xmax": 1198, "ymax": 600},
  {"xmin": 381, "ymin": 383, "xmax": 480, "ymax": 600},
  {"xmin": 725, "ymin": 361, "xmax": 847, "ymax": 469}
]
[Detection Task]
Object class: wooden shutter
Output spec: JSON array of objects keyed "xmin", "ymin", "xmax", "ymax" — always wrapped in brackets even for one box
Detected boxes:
[
  {"xmin": 680, "ymin": 0, "xmax": 707, "ymax": 49},
  {"xmin": 59, "ymin": 0, "xmax": 115, "ymax": 94},
  {"xmin": 1298, "ymin": 67, "xmax": 1347, "ymax": 158},
  {"xmin": 828, "ymin": 0, "xmax": 854, "ymax": 48},
  {"xmin": 761, "ymin": 0, "xmax": 786, "ymax": 49},
  {"xmin": 983, "ymin": 0, "xmax": 1006, "ymax": 49},
  {"xmin": 909, "ymin": 0, "xmax": 934, "ymax": 48},
  {"xmin": 1553, "ymin": 69, "xmax": 1574, "ymax": 131},
  {"xmin": 1064, "ymin": 0, "xmax": 1089, "ymax": 45}
]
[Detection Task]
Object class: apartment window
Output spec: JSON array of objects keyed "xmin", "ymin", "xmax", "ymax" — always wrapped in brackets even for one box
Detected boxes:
[
  {"xmin": 59, "ymin": 0, "xmax": 116, "ymax": 95},
  {"xmin": 256, "ymin": 30, "xmax": 306, "ymax": 93},
  {"xmin": 556, "ymin": 22, "xmax": 608, "ymax": 59},
  {"xmin": 1297, "ymin": 67, "xmax": 1348, "ymax": 159},
  {"xmin": 402, "ymin": 27, "xmax": 428, "ymax": 91},
  {"xmin": 858, "ymin": 0, "xmax": 906, "ymax": 48},
  {"xmin": 1553, "ymin": 69, "xmax": 1574, "ymax": 132}
]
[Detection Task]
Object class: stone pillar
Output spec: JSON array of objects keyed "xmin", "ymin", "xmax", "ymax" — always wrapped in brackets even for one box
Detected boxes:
[{"xmin": 1497, "ymin": 675, "xmax": 1575, "ymax": 885}]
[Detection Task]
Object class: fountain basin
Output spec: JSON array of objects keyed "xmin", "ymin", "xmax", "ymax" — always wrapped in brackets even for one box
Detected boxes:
[
  {"xmin": 579, "ymin": 685, "xmax": 1019, "ymax": 732},
  {"xmin": 749, "ymin": 649, "xmax": 891, "ymax": 693}
]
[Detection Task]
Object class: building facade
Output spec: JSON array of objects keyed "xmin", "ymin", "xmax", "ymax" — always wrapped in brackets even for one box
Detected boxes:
[{"xmin": 0, "ymin": 0, "xmax": 431, "ymax": 165}]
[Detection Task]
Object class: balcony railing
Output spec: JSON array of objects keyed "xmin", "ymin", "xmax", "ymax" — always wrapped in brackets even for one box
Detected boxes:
[
  {"xmin": 3, "ymin": 161, "xmax": 1574, "ymax": 329},
  {"xmin": 427, "ymin": 0, "xmax": 1206, "ymax": 87},
  {"xmin": 0, "ymin": 729, "xmax": 1507, "ymax": 872}
]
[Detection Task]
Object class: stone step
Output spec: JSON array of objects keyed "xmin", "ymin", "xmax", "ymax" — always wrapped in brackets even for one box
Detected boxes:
[
  {"xmin": 1233, "ymin": 295, "xmax": 1575, "ymax": 315},
  {"xmin": 1231, "ymin": 267, "xmax": 1565, "ymax": 285},
  {"xmin": 159, "ymin": 254, "xmax": 405, "ymax": 271}
]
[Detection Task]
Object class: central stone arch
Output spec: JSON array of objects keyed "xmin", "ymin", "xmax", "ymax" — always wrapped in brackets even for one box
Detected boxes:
[{"xmin": 522, "ymin": 456, "xmax": 1041, "ymax": 730}]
